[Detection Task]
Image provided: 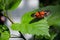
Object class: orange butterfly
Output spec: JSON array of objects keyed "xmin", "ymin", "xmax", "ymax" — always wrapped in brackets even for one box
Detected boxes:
[{"xmin": 31, "ymin": 10, "xmax": 50, "ymax": 19}]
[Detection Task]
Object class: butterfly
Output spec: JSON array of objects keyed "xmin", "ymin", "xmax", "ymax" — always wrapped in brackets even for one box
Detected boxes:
[
  {"xmin": 31, "ymin": 10, "xmax": 50, "ymax": 19},
  {"xmin": 29, "ymin": 10, "xmax": 50, "ymax": 24}
]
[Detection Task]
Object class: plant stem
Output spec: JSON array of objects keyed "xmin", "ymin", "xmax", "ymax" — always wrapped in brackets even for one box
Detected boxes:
[
  {"xmin": 34, "ymin": 35, "xmax": 36, "ymax": 40},
  {"xmin": 4, "ymin": 11, "xmax": 26, "ymax": 40},
  {"xmin": 4, "ymin": 15, "xmax": 14, "ymax": 24},
  {"xmin": 2, "ymin": 0, "xmax": 14, "ymax": 24},
  {"xmin": 4, "ymin": 12, "xmax": 26, "ymax": 40},
  {"xmin": 19, "ymin": 31, "xmax": 26, "ymax": 40}
]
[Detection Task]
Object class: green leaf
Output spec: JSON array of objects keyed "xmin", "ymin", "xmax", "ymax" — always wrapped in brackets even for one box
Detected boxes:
[
  {"xmin": 11, "ymin": 11, "xmax": 50, "ymax": 37},
  {"xmin": 0, "ymin": 25, "xmax": 10, "ymax": 40},
  {"xmin": 38, "ymin": 5, "xmax": 60, "ymax": 30},
  {"xmin": 41, "ymin": 5, "xmax": 60, "ymax": 25},
  {"xmin": 11, "ymin": 23, "xmax": 20, "ymax": 31},
  {"xmin": 21, "ymin": 20, "xmax": 49, "ymax": 36},
  {"xmin": 21, "ymin": 11, "xmax": 50, "ymax": 36},
  {"xmin": 50, "ymin": 33, "xmax": 57, "ymax": 40},
  {"xmin": 21, "ymin": 11, "xmax": 34, "ymax": 24},
  {"xmin": 0, "ymin": 0, "xmax": 21, "ymax": 10},
  {"xmin": 1, "ymin": 31, "xmax": 10, "ymax": 40},
  {"xmin": 8, "ymin": 0, "xmax": 22, "ymax": 10}
]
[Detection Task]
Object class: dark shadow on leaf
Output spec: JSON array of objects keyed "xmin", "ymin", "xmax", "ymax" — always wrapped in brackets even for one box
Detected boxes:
[{"xmin": 29, "ymin": 18, "xmax": 43, "ymax": 24}]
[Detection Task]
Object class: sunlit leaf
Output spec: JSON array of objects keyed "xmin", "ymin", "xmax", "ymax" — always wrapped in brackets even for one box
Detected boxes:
[
  {"xmin": 11, "ymin": 23, "xmax": 20, "ymax": 31},
  {"xmin": 11, "ymin": 11, "xmax": 50, "ymax": 37}
]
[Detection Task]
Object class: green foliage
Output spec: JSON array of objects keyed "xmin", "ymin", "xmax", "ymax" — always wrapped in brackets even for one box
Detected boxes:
[
  {"xmin": 21, "ymin": 11, "xmax": 50, "ymax": 36},
  {"xmin": 39, "ymin": 5, "xmax": 60, "ymax": 40},
  {"xmin": 0, "ymin": 25, "xmax": 10, "ymax": 40},
  {"xmin": 0, "ymin": 0, "xmax": 21, "ymax": 10},
  {"xmin": 11, "ymin": 5, "xmax": 60, "ymax": 40},
  {"xmin": 0, "ymin": 0, "xmax": 22, "ymax": 40},
  {"xmin": 11, "ymin": 11, "xmax": 50, "ymax": 37},
  {"xmin": 41, "ymin": 5, "xmax": 60, "ymax": 30},
  {"xmin": 7, "ymin": 0, "xmax": 22, "ymax": 10}
]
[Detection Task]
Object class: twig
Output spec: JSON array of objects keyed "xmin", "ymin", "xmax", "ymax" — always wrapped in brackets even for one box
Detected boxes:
[
  {"xmin": 4, "ymin": 15, "xmax": 14, "ymax": 24},
  {"xmin": 19, "ymin": 31, "xmax": 26, "ymax": 40}
]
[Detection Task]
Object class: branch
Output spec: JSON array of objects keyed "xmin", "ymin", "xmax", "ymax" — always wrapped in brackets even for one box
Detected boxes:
[{"xmin": 4, "ymin": 15, "xmax": 14, "ymax": 24}]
